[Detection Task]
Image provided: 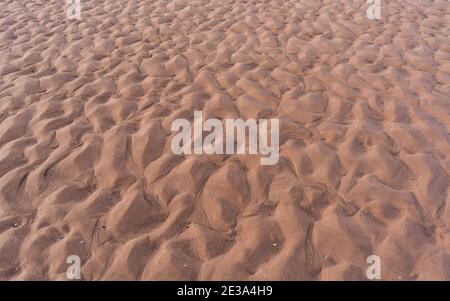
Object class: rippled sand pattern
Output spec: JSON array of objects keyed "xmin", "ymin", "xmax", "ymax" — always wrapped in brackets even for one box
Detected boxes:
[{"xmin": 0, "ymin": 0, "xmax": 449, "ymax": 280}]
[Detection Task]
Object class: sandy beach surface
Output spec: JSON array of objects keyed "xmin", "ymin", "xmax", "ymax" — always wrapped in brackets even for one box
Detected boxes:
[{"xmin": 0, "ymin": 0, "xmax": 449, "ymax": 280}]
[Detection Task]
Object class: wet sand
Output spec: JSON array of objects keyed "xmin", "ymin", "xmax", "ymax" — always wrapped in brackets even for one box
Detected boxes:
[{"xmin": 0, "ymin": 0, "xmax": 449, "ymax": 280}]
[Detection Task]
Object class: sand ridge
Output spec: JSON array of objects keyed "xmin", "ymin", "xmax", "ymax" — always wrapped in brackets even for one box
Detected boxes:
[{"xmin": 0, "ymin": 0, "xmax": 449, "ymax": 280}]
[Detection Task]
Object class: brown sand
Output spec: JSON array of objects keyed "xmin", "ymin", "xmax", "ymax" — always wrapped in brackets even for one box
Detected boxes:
[{"xmin": 0, "ymin": 0, "xmax": 449, "ymax": 280}]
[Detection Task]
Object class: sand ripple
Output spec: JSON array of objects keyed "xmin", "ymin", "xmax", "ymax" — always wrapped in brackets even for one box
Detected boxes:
[{"xmin": 0, "ymin": 0, "xmax": 449, "ymax": 280}]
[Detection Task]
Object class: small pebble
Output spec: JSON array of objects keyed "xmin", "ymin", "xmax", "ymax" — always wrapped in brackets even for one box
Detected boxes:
[{"xmin": 12, "ymin": 223, "xmax": 19, "ymax": 228}]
